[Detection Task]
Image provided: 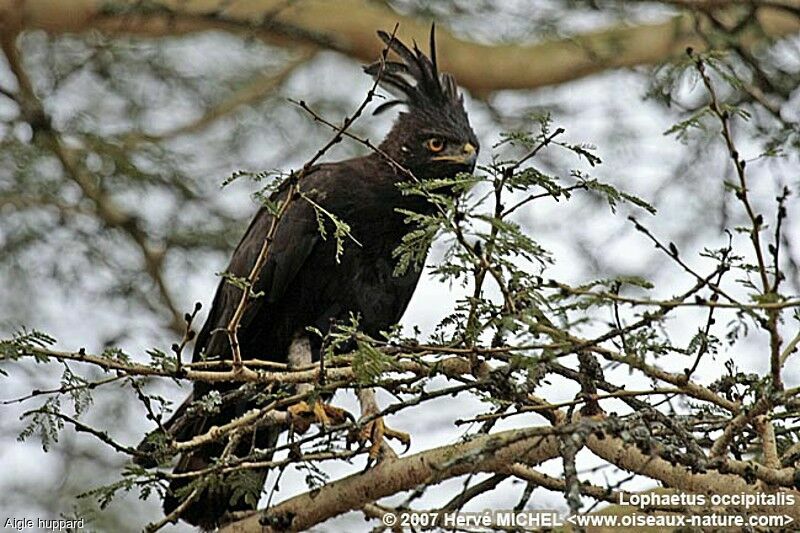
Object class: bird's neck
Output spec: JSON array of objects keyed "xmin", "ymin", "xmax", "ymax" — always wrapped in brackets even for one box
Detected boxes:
[{"xmin": 366, "ymin": 151, "xmax": 439, "ymax": 186}]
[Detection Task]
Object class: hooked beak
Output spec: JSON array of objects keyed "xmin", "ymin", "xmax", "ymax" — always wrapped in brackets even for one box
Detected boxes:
[{"xmin": 432, "ymin": 142, "xmax": 478, "ymax": 168}]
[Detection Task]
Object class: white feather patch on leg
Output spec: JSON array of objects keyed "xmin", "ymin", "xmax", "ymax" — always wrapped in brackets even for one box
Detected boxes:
[{"xmin": 288, "ymin": 333, "xmax": 312, "ymax": 395}]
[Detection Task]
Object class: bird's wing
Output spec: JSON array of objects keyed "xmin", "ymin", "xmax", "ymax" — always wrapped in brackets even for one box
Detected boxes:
[
  {"xmin": 192, "ymin": 172, "xmax": 323, "ymax": 364},
  {"xmin": 144, "ymin": 173, "xmax": 322, "ymax": 446}
]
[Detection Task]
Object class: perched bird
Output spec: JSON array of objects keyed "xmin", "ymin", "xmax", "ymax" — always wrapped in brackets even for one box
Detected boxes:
[{"xmin": 137, "ymin": 26, "xmax": 478, "ymax": 529}]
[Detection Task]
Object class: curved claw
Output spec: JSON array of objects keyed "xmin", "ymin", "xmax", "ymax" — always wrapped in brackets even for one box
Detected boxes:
[
  {"xmin": 351, "ymin": 417, "xmax": 411, "ymax": 461},
  {"xmin": 386, "ymin": 424, "xmax": 412, "ymax": 455}
]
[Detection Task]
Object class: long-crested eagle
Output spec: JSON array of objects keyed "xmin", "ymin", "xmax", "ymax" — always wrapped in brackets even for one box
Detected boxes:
[{"xmin": 137, "ymin": 26, "xmax": 478, "ymax": 529}]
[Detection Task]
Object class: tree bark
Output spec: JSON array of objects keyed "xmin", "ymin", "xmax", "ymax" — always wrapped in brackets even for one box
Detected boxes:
[{"xmin": 220, "ymin": 427, "xmax": 562, "ymax": 532}]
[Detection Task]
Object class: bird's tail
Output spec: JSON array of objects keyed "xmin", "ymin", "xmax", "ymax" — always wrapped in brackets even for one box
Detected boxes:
[
  {"xmin": 162, "ymin": 428, "xmax": 279, "ymax": 531},
  {"xmin": 135, "ymin": 393, "xmax": 280, "ymax": 529}
]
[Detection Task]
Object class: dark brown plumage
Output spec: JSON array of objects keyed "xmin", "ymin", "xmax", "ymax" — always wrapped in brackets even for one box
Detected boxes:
[{"xmin": 138, "ymin": 26, "xmax": 478, "ymax": 529}]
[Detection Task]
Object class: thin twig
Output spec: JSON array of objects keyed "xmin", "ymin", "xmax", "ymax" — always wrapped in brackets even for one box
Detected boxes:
[
  {"xmin": 691, "ymin": 50, "xmax": 783, "ymax": 390},
  {"xmin": 143, "ymin": 487, "xmax": 201, "ymax": 533}
]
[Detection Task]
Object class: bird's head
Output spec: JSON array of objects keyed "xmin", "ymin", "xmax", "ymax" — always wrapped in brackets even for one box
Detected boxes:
[{"xmin": 365, "ymin": 26, "xmax": 479, "ymax": 180}]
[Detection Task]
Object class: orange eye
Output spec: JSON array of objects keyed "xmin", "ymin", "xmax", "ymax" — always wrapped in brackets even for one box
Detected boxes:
[{"xmin": 426, "ymin": 138, "xmax": 445, "ymax": 153}]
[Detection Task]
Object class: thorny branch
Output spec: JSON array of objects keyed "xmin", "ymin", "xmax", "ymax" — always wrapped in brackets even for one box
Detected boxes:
[{"xmin": 690, "ymin": 49, "xmax": 785, "ymax": 394}]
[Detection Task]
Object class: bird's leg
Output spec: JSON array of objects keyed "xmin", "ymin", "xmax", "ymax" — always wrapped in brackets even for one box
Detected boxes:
[
  {"xmin": 352, "ymin": 388, "xmax": 410, "ymax": 462},
  {"xmin": 285, "ymin": 334, "xmax": 351, "ymax": 433}
]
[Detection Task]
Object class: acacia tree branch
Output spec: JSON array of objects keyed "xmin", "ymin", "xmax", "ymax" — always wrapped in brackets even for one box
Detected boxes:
[
  {"xmin": 220, "ymin": 426, "xmax": 564, "ymax": 532},
  {"xmin": 690, "ymin": 50, "xmax": 785, "ymax": 393},
  {"xmin": 1, "ymin": 4, "xmax": 797, "ymax": 526},
  {"xmin": 582, "ymin": 412, "xmax": 800, "ymax": 508},
  {"xmin": 3, "ymin": 344, "xmax": 480, "ymax": 385},
  {"xmin": 533, "ymin": 322, "xmax": 739, "ymax": 413},
  {"xmin": 219, "ymin": 410, "xmax": 800, "ymax": 531},
  {"xmin": 1, "ymin": 0, "xmax": 798, "ymax": 96},
  {"xmin": 754, "ymin": 416, "xmax": 780, "ymax": 470},
  {"xmin": 439, "ymin": 474, "xmax": 509, "ymax": 513},
  {"xmin": 505, "ymin": 463, "xmax": 627, "ymax": 505},
  {"xmin": 26, "ymin": 408, "xmax": 145, "ymax": 458},
  {"xmin": 2, "ymin": 374, "xmax": 123, "ymax": 405},
  {"xmin": 709, "ymin": 395, "xmax": 772, "ymax": 457},
  {"xmin": 144, "ymin": 487, "xmax": 200, "ymax": 533}
]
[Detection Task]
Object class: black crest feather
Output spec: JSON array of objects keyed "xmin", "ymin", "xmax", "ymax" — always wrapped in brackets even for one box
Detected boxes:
[{"xmin": 364, "ymin": 24, "xmax": 465, "ymax": 117}]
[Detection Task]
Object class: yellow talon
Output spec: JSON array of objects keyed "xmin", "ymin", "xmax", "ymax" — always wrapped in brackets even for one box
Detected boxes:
[
  {"xmin": 313, "ymin": 401, "xmax": 330, "ymax": 426},
  {"xmin": 288, "ymin": 400, "xmax": 351, "ymax": 434},
  {"xmin": 354, "ymin": 417, "xmax": 411, "ymax": 461}
]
